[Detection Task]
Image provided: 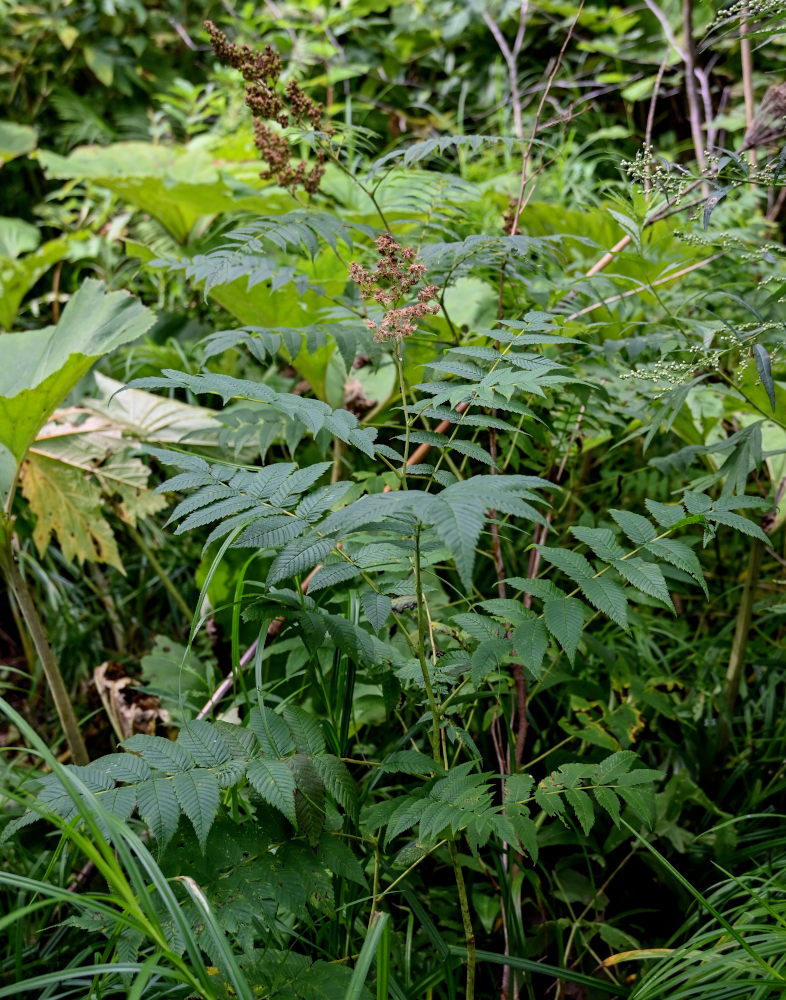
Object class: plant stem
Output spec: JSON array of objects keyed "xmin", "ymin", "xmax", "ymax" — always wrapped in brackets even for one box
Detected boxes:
[
  {"xmin": 449, "ymin": 840, "xmax": 476, "ymax": 1000},
  {"xmin": 722, "ymin": 537, "xmax": 764, "ymax": 743},
  {"xmin": 126, "ymin": 521, "xmax": 193, "ymax": 622},
  {"xmin": 414, "ymin": 527, "xmax": 440, "ymax": 760},
  {"xmin": 0, "ymin": 539, "xmax": 89, "ymax": 765},
  {"xmin": 681, "ymin": 0, "xmax": 708, "ymax": 189}
]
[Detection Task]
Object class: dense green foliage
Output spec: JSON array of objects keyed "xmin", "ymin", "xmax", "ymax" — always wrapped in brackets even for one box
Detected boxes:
[{"xmin": 2, "ymin": 2, "xmax": 786, "ymax": 998}]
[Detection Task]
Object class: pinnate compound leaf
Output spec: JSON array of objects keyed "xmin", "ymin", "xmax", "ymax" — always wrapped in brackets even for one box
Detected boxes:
[
  {"xmin": 313, "ymin": 754, "xmax": 357, "ymax": 819},
  {"xmin": 617, "ymin": 785, "xmax": 656, "ymax": 826},
  {"xmin": 380, "ymin": 750, "xmax": 442, "ymax": 776},
  {"xmin": 246, "ymin": 758, "xmax": 297, "ymax": 825},
  {"xmin": 537, "ymin": 546, "xmax": 593, "ymax": 583},
  {"xmin": 592, "ymin": 785, "xmax": 621, "ymax": 826},
  {"xmin": 248, "ymin": 706, "xmax": 295, "ymax": 758},
  {"xmin": 569, "ymin": 526, "xmax": 625, "ymax": 563},
  {"xmin": 611, "ymin": 558, "xmax": 674, "ymax": 612},
  {"xmin": 172, "ymin": 768, "xmax": 220, "ymax": 849},
  {"xmin": 591, "ymin": 751, "xmax": 637, "ymax": 784},
  {"xmin": 543, "ymin": 596, "xmax": 587, "ymax": 663},
  {"xmin": 123, "ymin": 734, "xmax": 194, "ymax": 773},
  {"xmin": 644, "ymin": 499, "xmax": 686, "ymax": 528},
  {"xmin": 284, "ymin": 706, "xmax": 326, "ymax": 756},
  {"xmin": 512, "ymin": 618, "xmax": 549, "ymax": 678},
  {"xmin": 565, "ymin": 788, "xmax": 595, "ymax": 835},
  {"xmin": 177, "ymin": 721, "xmax": 232, "ymax": 767},
  {"xmin": 428, "ymin": 493, "xmax": 485, "ymax": 589},
  {"xmin": 267, "ymin": 536, "xmax": 334, "ymax": 586},
  {"xmin": 645, "ymin": 538, "xmax": 708, "ymax": 597},
  {"xmin": 361, "ymin": 591, "xmax": 392, "ymax": 633},
  {"xmin": 609, "ymin": 509, "xmax": 657, "ymax": 546},
  {"xmin": 578, "ymin": 576, "xmax": 629, "ymax": 630},
  {"xmin": 137, "ymin": 776, "xmax": 181, "ymax": 849},
  {"xmin": 291, "ymin": 753, "xmax": 326, "ymax": 847},
  {"xmin": 708, "ymin": 510, "xmax": 768, "ymax": 543}
]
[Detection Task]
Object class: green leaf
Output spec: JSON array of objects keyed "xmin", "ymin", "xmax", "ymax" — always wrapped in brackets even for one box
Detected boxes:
[
  {"xmin": 617, "ymin": 785, "xmax": 655, "ymax": 826},
  {"xmin": 361, "ymin": 592, "xmax": 392, "ymax": 633},
  {"xmin": 313, "ymin": 754, "xmax": 358, "ymax": 819},
  {"xmin": 284, "ymin": 706, "xmax": 326, "ymax": 755},
  {"xmin": 644, "ymin": 499, "xmax": 686, "ymax": 528},
  {"xmin": 753, "ymin": 343, "xmax": 776, "ymax": 413},
  {"xmin": 592, "ymin": 786, "xmax": 621, "ymax": 826},
  {"xmin": 591, "ymin": 752, "xmax": 637, "ymax": 785},
  {"xmin": 512, "ymin": 618, "xmax": 549, "ymax": 678},
  {"xmin": 267, "ymin": 536, "xmax": 334, "ymax": 586},
  {"xmin": 172, "ymin": 769, "xmax": 220, "ymax": 850},
  {"xmin": 428, "ymin": 493, "xmax": 485, "ymax": 589},
  {"xmin": 537, "ymin": 546, "xmax": 593, "ymax": 583},
  {"xmin": 0, "ymin": 280, "xmax": 153, "ymax": 466},
  {"xmin": 248, "ymin": 706, "xmax": 295, "ymax": 758},
  {"xmin": 569, "ymin": 526, "xmax": 626, "ymax": 563},
  {"xmin": 578, "ymin": 576, "xmax": 629, "ymax": 630},
  {"xmin": 246, "ymin": 758, "xmax": 297, "ymax": 825},
  {"xmin": 543, "ymin": 597, "xmax": 587, "ymax": 663},
  {"xmin": 123, "ymin": 734, "xmax": 193, "ymax": 773},
  {"xmin": 470, "ymin": 639, "xmax": 509, "ymax": 686},
  {"xmin": 645, "ymin": 538, "xmax": 708, "ymax": 597},
  {"xmin": 177, "ymin": 722, "xmax": 232, "ymax": 768},
  {"xmin": 0, "ymin": 121, "xmax": 37, "ymax": 166},
  {"xmin": 380, "ymin": 750, "xmax": 442, "ymax": 776},
  {"xmin": 708, "ymin": 510, "xmax": 768, "ymax": 543},
  {"xmin": 290, "ymin": 753, "xmax": 326, "ymax": 846},
  {"xmin": 565, "ymin": 788, "xmax": 594, "ymax": 835},
  {"xmin": 137, "ymin": 777, "xmax": 180, "ymax": 849},
  {"xmin": 609, "ymin": 509, "xmax": 657, "ymax": 546},
  {"xmin": 611, "ymin": 558, "xmax": 674, "ymax": 612}
]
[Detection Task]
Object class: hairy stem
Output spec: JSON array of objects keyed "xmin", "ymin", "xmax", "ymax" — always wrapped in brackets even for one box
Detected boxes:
[{"xmin": 1, "ymin": 539, "xmax": 89, "ymax": 765}]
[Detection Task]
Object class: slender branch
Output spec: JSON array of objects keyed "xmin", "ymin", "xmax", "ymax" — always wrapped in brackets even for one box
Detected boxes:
[
  {"xmin": 125, "ymin": 522, "xmax": 193, "ymax": 622},
  {"xmin": 740, "ymin": 9, "xmax": 756, "ymax": 170},
  {"xmin": 566, "ymin": 253, "xmax": 723, "ymax": 320},
  {"xmin": 681, "ymin": 0, "xmax": 708, "ymax": 184},
  {"xmin": 482, "ymin": 2, "xmax": 530, "ymax": 140},
  {"xmin": 644, "ymin": 55, "xmax": 669, "ymax": 197},
  {"xmin": 1, "ymin": 539, "xmax": 89, "ymax": 765},
  {"xmin": 722, "ymin": 537, "xmax": 765, "ymax": 741}
]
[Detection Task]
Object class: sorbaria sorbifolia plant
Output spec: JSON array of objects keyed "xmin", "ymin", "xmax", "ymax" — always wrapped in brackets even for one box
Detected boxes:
[{"xmin": 7, "ymin": 11, "xmax": 783, "ymax": 1000}]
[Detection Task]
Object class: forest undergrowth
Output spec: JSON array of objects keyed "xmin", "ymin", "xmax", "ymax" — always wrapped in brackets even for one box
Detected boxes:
[{"xmin": 1, "ymin": 2, "xmax": 786, "ymax": 998}]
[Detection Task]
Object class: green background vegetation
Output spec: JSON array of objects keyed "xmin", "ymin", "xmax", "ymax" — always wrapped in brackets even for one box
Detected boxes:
[{"xmin": 1, "ymin": 1, "xmax": 786, "ymax": 997}]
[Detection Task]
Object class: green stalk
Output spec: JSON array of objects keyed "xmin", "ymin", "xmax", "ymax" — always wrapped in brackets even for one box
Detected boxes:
[
  {"xmin": 722, "ymin": 537, "xmax": 764, "ymax": 744},
  {"xmin": 448, "ymin": 840, "xmax": 476, "ymax": 1000},
  {"xmin": 413, "ymin": 526, "xmax": 476, "ymax": 998},
  {"xmin": 413, "ymin": 528, "xmax": 440, "ymax": 760},
  {"xmin": 0, "ymin": 539, "xmax": 89, "ymax": 765},
  {"xmin": 125, "ymin": 521, "xmax": 193, "ymax": 622}
]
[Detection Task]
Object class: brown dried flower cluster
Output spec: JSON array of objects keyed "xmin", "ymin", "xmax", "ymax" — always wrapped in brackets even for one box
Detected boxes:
[
  {"xmin": 350, "ymin": 233, "xmax": 439, "ymax": 341},
  {"xmin": 502, "ymin": 197, "xmax": 521, "ymax": 236},
  {"xmin": 205, "ymin": 20, "xmax": 331, "ymax": 197}
]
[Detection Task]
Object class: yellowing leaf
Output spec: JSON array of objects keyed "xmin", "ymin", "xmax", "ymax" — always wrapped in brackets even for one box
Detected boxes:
[{"xmin": 21, "ymin": 453, "xmax": 123, "ymax": 571}]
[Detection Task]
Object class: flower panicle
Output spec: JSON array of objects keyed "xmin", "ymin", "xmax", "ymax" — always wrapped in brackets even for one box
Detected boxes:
[
  {"xmin": 204, "ymin": 20, "xmax": 330, "ymax": 197},
  {"xmin": 350, "ymin": 234, "xmax": 440, "ymax": 342}
]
